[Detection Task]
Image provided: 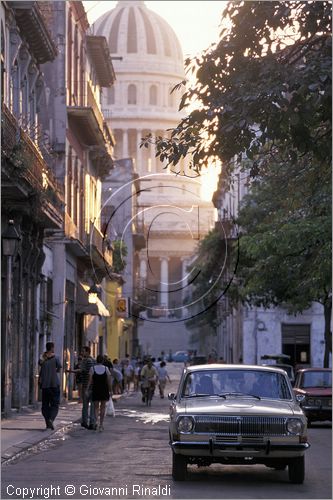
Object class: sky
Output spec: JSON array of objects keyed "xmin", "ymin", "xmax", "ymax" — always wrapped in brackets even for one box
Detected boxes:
[
  {"xmin": 83, "ymin": 1, "xmax": 227, "ymax": 200},
  {"xmin": 83, "ymin": 1, "xmax": 227, "ymax": 58}
]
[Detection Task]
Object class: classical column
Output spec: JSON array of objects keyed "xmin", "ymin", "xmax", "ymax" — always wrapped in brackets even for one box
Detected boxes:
[
  {"xmin": 160, "ymin": 257, "xmax": 169, "ymax": 309},
  {"xmin": 139, "ymin": 257, "xmax": 147, "ymax": 287},
  {"xmin": 151, "ymin": 130, "xmax": 156, "ymax": 172},
  {"xmin": 122, "ymin": 129, "xmax": 128, "ymax": 158},
  {"xmin": 137, "ymin": 129, "xmax": 143, "ymax": 173},
  {"xmin": 181, "ymin": 257, "xmax": 189, "ymax": 317}
]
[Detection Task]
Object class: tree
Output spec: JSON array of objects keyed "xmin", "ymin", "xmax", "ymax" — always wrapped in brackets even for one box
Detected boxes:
[
  {"xmin": 236, "ymin": 156, "xmax": 331, "ymax": 366},
  {"xmin": 142, "ymin": 1, "xmax": 331, "ymax": 364},
  {"xmin": 111, "ymin": 240, "xmax": 128, "ymax": 274},
  {"xmin": 144, "ymin": 1, "xmax": 331, "ymax": 178}
]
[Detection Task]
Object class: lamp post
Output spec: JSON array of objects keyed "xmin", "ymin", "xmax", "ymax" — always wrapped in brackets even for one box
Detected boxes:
[{"xmin": 2, "ymin": 220, "xmax": 21, "ymax": 417}]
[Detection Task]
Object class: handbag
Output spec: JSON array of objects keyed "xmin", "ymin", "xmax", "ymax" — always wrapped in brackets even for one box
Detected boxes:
[{"xmin": 106, "ymin": 396, "xmax": 115, "ymax": 417}]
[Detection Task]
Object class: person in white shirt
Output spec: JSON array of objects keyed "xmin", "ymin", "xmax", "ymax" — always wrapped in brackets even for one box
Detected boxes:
[{"xmin": 157, "ymin": 361, "xmax": 171, "ymax": 399}]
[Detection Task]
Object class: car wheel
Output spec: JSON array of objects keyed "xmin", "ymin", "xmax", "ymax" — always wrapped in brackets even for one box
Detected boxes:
[
  {"xmin": 288, "ymin": 456, "xmax": 305, "ymax": 484},
  {"xmin": 172, "ymin": 452, "xmax": 187, "ymax": 481}
]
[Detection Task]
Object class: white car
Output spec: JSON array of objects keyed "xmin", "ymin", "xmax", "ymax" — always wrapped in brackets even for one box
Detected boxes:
[{"xmin": 169, "ymin": 364, "xmax": 310, "ymax": 483}]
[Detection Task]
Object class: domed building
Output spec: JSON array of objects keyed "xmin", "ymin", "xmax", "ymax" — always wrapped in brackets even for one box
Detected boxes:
[{"xmin": 94, "ymin": 0, "xmax": 216, "ymax": 357}]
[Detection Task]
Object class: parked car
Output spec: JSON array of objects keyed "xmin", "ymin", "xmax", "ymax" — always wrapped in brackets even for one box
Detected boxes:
[
  {"xmin": 261, "ymin": 354, "xmax": 295, "ymax": 385},
  {"xmin": 293, "ymin": 368, "xmax": 332, "ymax": 426},
  {"xmin": 262, "ymin": 363, "xmax": 295, "ymax": 385},
  {"xmin": 189, "ymin": 354, "xmax": 207, "ymax": 366},
  {"xmin": 172, "ymin": 351, "xmax": 189, "ymax": 363},
  {"xmin": 168, "ymin": 364, "xmax": 309, "ymax": 483}
]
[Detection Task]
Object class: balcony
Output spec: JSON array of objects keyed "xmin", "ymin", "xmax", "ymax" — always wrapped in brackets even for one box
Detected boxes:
[
  {"xmin": 75, "ymin": 221, "xmax": 113, "ymax": 280},
  {"xmin": 1, "ymin": 103, "xmax": 64, "ymax": 228},
  {"xmin": 86, "ymin": 36, "xmax": 116, "ymax": 88},
  {"xmin": 8, "ymin": 1, "xmax": 57, "ymax": 64}
]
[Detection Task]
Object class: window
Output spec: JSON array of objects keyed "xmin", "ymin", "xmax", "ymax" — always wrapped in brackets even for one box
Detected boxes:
[
  {"xmin": 128, "ymin": 84, "xmax": 137, "ymax": 105},
  {"xmin": 149, "ymin": 85, "xmax": 157, "ymax": 105}
]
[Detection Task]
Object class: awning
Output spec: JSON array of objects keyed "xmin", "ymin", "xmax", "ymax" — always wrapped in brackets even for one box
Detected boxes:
[{"xmin": 76, "ymin": 282, "xmax": 110, "ymax": 317}]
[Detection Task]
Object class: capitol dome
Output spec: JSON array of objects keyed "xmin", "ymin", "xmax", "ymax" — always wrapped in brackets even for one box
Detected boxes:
[{"xmin": 93, "ymin": 1, "xmax": 184, "ymax": 75}]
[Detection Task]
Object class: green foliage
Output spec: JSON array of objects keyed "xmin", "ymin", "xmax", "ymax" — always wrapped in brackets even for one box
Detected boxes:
[
  {"xmin": 149, "ymin": 1, "xmax": 331, "ymax": 176},
  {"xmin": 184, "ymin": 229, "xmax": 232, "ymax": 332},
  {"xmin": 111, "ymin": 240, "xmax": 128, "ymax": 274},
  {"xmin": 235, "ymin": 155, "xmax": 332, "ymax": 364}
]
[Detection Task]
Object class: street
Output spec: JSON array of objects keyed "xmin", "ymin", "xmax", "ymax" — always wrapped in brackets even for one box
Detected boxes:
[{"xmin": 1, "ymin": 363, "xmax": 332, "ymax": 500}]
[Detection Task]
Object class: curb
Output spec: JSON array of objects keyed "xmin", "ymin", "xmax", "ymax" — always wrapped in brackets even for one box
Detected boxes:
[{"xmin": 1, "ymin": 394, "xmax": 127, "ymax": 465}]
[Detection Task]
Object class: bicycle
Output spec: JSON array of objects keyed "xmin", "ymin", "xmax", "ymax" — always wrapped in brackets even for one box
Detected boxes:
[{"xmin": 141, "ymin": 378, "xmax": 156, "ymax": 406}]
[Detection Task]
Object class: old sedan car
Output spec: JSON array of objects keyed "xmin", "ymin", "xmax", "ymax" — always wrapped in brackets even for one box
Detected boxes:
[
  {"xmin": 293, "ymin": 368, "xmax": 332, "ymax": 426},
  {"xmin": 168, "ymin": 364, "xmax": 310, "ymax": 483}
]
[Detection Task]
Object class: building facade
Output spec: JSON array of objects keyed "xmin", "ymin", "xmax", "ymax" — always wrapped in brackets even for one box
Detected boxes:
[
  {"xmin": 39, "ymin": 1, "xmax": 115, "ymax": 397},
  {"xmin": 1, "ymin": 1, "xmax": 118, "ymax": 415},
  {"xmin": 1, "ymin": 0, "xmax": 62, "ymax": 415}
]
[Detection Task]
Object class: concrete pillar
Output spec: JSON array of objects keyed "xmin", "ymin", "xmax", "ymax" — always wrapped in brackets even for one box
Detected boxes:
[
  {"xmin": 122, "ymin": 129, "xmax": 128, "ymax": 158},
  {"xmin": 151, "ymin": 130, "xmax": 156, "ymax": 172},
  {"xmin": 137, "ymin": 129, "xmax": 143, "ymax": 173},
  {"xmin": 51, "ymin": 242, "xmax": 66, "ymax": 394},
  {"xmin": 140, "ymin": 257, "xmax": 147, "ymax": 281},
  {"xmin": 160, "ymin": 257, "xmax": 169, "ymax": 309}
]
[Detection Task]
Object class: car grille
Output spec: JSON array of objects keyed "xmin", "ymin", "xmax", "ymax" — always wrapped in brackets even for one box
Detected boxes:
[{"xmin": 194, "ymin": 416, "xmax": 287, "ymax": 436}]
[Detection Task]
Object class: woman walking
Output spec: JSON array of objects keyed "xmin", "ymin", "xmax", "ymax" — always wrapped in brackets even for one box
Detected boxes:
[{"xmin": 87, "ymin": 355, "xmax": 112, "ymax": 431}]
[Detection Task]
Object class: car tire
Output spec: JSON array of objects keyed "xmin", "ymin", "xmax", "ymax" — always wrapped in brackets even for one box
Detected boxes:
[
  {"xmin": 172, "ymin": 452, "xmax": 187, "ymax": 481},
  {"xmin": 288, "ymin": 456, "xmax": 305, "ymax": 484}
]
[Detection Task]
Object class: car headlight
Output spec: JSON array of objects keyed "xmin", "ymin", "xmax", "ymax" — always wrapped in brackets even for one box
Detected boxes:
[
  {"xmin": 177, "ymin": 416, "xmax": 194, "ymax": 433},
  {"xmin": 286, "ymin": 418, "xmax": 304, "ymax": 435}
]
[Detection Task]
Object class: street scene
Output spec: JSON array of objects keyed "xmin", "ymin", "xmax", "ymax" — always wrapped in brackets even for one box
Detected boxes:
[
  {"xmin": 1, "ymin": 363, "xmax": 332, "ymax": 499},
  {"xmin": 1, "ymin": 0, "xmax": 331, "ymax": 499}
]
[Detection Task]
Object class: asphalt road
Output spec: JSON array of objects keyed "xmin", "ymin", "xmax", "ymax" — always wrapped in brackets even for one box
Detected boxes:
[{"xmin": 1, "ymin": 363, "xmax": 332, "ymax": 500}]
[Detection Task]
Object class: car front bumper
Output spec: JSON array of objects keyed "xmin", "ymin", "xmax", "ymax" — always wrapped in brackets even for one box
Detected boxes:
[{"xmin": 171, "ymin": 439, "xmax": 310, "ymax": 458}]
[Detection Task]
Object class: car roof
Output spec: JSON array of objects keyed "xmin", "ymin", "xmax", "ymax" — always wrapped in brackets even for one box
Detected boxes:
[{"xmin": 184, "ymin": 364, "xmax": 289, "ymax": 374}]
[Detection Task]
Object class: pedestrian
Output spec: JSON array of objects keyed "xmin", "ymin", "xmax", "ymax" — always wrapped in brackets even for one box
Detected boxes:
[
  {"xmin": 157, "ymin": 361, "xmax": 171, "ymax": 399},
  {"xmin": 87, "ymin": 354, "xmax": 112, "ymax": 432},
  {"xmin": 80, "ymin": 346, "xmax": 96, "ymax": 430},
  {"xmin": 112, "ymin": 358, "xmax": 123, "ymax": 394},
  {"xmin": 39, "ymin": 342, "xmax": 62, "ymax": 430},
  {"xmin": 124, "ymin": 360, "xmax": 134, "ymax": 392},
  {"xmin": 74, "ymin": 355, "xmax": 83, "ymax": 403},
  {"xmin": 140, "ymin": 358, "xmax": 158, "ymax": 402}
]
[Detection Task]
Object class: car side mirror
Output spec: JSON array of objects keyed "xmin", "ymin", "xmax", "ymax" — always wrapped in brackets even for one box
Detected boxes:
[
  {"xmin": 296, "ymin": 394, "xmax": 305, "ymax": 403},
  {"xmin": 168, "ymin": 392, "xmax": 176, "ymax": 400}
]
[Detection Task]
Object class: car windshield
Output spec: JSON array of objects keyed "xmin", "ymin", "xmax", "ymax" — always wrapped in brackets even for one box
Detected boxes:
[
  {"xmin": 181, "ymin": 369, "xmax": 292, "ymax": 400},
  {"xmin": 301, "ymin": 371, "xmax": 332, "ymax": 388}
]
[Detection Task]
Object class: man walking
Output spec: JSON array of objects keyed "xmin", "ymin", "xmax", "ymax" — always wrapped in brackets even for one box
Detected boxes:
[
  {"xmin": 39, "ymin": 342, "xmax": 62, "ymax": 430},
  {"xmin": 80, "ymin": 346, "xmax": 96, "ymax": 430}
]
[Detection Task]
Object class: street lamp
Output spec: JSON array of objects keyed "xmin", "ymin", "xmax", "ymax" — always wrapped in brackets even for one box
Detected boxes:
[
  {"xmin": 2, "ymin": 220, "xmax": 21, "ymax": 417},
  {"xmin": 2, "ymin": 220, "xmax": 21, "ymax": 256},
  {"xmin": 88, "ymin": 283, "xmax": 101, "ymax": 304}
]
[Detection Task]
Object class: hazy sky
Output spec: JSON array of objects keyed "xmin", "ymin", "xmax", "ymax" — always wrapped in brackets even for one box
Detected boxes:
[{"xmin": 83, "ymin": 1, "xmax": 227, "ymax": 58}]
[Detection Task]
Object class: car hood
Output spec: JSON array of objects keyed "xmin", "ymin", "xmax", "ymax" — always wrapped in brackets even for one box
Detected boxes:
[
  {"xmin": 179, "ymin": 397, "xmax": 297, "ymax": 416},
  {"xmin": 295, "ymin": 387, "xmax": 332, "ymax": 397}
]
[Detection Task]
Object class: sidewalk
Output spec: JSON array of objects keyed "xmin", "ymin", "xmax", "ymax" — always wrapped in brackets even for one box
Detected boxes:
[{"xmin": 1, "ymin": 395, "xmax": 123, "ymax": 465}]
